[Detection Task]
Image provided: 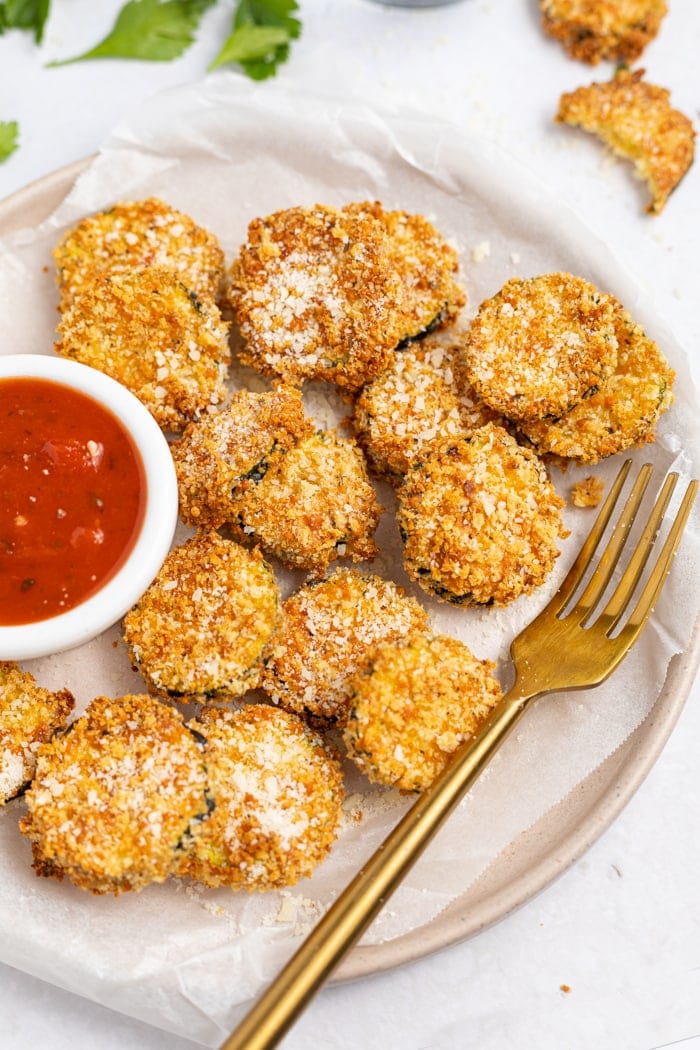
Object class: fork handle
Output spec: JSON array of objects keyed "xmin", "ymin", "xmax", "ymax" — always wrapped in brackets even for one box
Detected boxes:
[{"xmin": 220, "ymin": 685, "xmax": 535, "ymax": 1050}]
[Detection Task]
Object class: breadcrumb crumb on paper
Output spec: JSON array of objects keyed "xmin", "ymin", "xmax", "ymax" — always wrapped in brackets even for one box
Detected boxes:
[
  {"xmin": 556, "ymin": 69, "xmax": 696, "ymax": 214},
  {"xmin": 570, "ymin": 476, "xmax": 605, "ymax": 507}
]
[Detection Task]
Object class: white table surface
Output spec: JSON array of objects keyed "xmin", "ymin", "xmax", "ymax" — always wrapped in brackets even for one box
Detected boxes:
[{"xmin": 1, "ymin": 2, "xmax": 699, "ymax": 1048}]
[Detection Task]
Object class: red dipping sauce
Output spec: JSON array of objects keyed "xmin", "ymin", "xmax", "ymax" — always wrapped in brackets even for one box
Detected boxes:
[{"xmin": 0, "ymin": 376, "xmax": 147, "ymax": 626}]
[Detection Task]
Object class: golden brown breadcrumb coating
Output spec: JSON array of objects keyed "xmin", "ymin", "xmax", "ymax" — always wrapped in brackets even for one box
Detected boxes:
[
  {"xmin": 397, "ymin": 423, "xmax": 566, "ymax": 606},
  {"xmin": 228, "ymin": 202, "xmax": 409, "ymax": 390},
  {"xmin": 260, "ymin": 568, "xmax": 430, "ymax": 723},
  {"xmin": 228, "ymin": 201, "xmax": 465, "ymax": 391},
  {"xmin": 171, "ymin": 386, "xmax": 313, "ymax": 529},
  {"xmin": 122, "ymin": 533, "xmax": 281, "ymax": 702},
  {"xmin": 55, "ymin": 266, "xmax": 231, "ymax": 431},
  {"xmin": 520, "ymin": 306, "xmax": 674, "ymax": 462},
  {"xmin": 19, "ymin": 693, "xmax": 209, "ymax": 895},
  {"xmin": 344, "ymin": 201, "xmax": 466, "ymax": 338},
  {"xmin": 463, "ymin": 273, "xmax": 619, "ymax": 424},
  {"xmin": 556, "ymin": 68, "xmax": 696, "ymax": 214},
  {"xmin": 344, "ymin": 634, "xmax": 503, "ymax": 792},
  {"xmin": 236, "ymin": 430, "xmax": 382, "ymax": 578},
  {"xmin": 540, "ymin": 0, "xmax": 667, "ymax": 64},
  {"xmin": 352, "ymin": 332, "xmax": 500, "ymax": 483},
  {"xmin": 181, "ymin": 704, "xmax": 344, "ymax": 890},
  {"xmin": 53, "ymin": 197, "xmax": 226, "ymax": 304},
  {"xmin": 1, "ymin": 662, "xmax": 74, "ymax": 804}
]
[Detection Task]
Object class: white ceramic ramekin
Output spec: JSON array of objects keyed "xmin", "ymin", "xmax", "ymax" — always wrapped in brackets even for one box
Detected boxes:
[{"xmin": 0, "ymin": 354, "xmax": 178, "ymax": 660}]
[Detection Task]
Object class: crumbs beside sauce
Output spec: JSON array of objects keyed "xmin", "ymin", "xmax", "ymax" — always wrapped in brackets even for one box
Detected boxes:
[{"xmin": 0, "ymin": 376, "xmax": 145, "ymax": 625}]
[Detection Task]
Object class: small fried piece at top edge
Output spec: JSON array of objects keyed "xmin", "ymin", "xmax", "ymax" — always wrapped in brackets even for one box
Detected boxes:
[
  {"xmin": 123, "ymin": 533, "xmax": 281, "ymax": 703},
  {"xmin": 19, "ymin": 693, "xmax": 209, "ymax": 895},
  {"xmin": 228, "ymin": 203, "xmax": 418, "ymax": 391},
  {"xmin": 540, "ymin": 0, "xmax": 667, "ymax": 65},
  {"xmin": 344, "ymin": 633, "xmax": 503, "ymax": 793},
  {"xmin": 236, "ymin": 429, "xmax": 382, "ymax": 579},
  {"xmin": 556, "ymin": 68, "xmax": 696, "ymax": 214},
  {"xmin": 53, "ymin": 197, "xmax": 226, "ymax": 304},
  {"xmin": 180, "ymin": 704, "xmax": 344, "ymax": 891},
  {"xmin": 396, "ymin": 423, "xmax": 567, "ymax": 607},
  {"xmin": 520, "ymin": 305, "xmax": 674, "ymax": 463},
  {"xmin": 55, "ymin": 266, "xmax": 231, "ymax": 432},
  {"xmin": 171, "ymin": 386, "xmax": 314, "ymax": 529},
  {"xmin": 344, "ymin": 201, "xmax": 466, "ymax": 343},
  {"xmin": 1, "ymin": 661, "xmax": 74, "ymax": 804},
  {"xmin": 260, "ymin": 567, "xmax": 430, "ymax": 724},
  {"xmin": 352, "ymin": 331, "xmax": 501, "ymax": 483},
  {"xmin": 463, "ymin": 272, "xmax": 618, "ymax": 424}
]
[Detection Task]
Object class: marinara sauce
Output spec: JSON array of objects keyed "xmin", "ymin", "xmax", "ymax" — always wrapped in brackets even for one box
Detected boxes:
[{"xmin": 0, "ymin": 375, "xmax": 146, "ymax": 625}]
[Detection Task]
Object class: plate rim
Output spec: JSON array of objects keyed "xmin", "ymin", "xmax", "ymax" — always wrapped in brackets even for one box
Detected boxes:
[{"xmin": 2, "ymin": 157, "xmax": 699, "ymax": 987}]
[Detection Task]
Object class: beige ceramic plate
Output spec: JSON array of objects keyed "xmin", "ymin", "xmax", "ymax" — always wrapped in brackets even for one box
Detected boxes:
[{"xmin": 1, "ymin": 160, "xmax": 699, "ymax": 987}]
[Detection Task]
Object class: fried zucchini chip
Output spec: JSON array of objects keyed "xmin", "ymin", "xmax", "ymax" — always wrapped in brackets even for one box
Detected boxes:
[
  {"xmin": 228, "ymin": 202, "xmax": 409, "ymax": 390},
  {"xmin": 181, "ymin": 704, "xmax": 344, "ymax": 890},
  {"xmin": 260, "ymin": 568, "xmax": 430, "ymax": 723},
  {"xmin": 53, "ymin": 197, "xmax": 225, "ymax": 303},
  {"xmin": 556, "ymin": 69, "xmax": 696, "ymax": 213},
  {"xmin": 1, "ymin": 662, "xmax": 74, "ymax": 804},
  {"xmin": 344, "ymin": 634, "xmax": 502, "ymax": 792},
  {"xmin": 397, "ymin": 423, "xmax": 566, "ymax": 607},
  {"xmin": 171, "ymin": 386, "xmax": 313, "ymax": 529},
  {"xmin": 20, "ymin": 694, "xmax": 209, "ymax": 895},
  {"xmin": 237, "ymin": 430, "xmax": 382, "ymax": 578},
  {"xmin": 123, "ymin": 533, "xmax": 281, "ymax": 702},
  {"xmin": 344, "ymin": 201, "xmax": 466, "ymax": 340},
  {"xmin": 520, "ymin": 306, "xmax": 674, "ymax": 462},
  {"xmin": 55, "ymin": 266, "xmax": 231, "ymax": 431},
  {"xmin": 540, "ymin": 0, "xmax": 667, "ymax": 65},
  {"xmin": 353, "ymin": 332, "xmax": 500, "ymax": 483},
  {"xmin": 463, "ymin": 272, "xmax": 618, "ymax": 423}
]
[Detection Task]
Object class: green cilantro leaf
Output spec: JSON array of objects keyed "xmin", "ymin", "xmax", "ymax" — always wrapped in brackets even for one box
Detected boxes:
[
  {"xmin": 0, "ymin": 121, "xmax": 19, "ymax": 163},
  {"xmin": 0, "ymin": 0, "xmax": 51, "ymax": 42},
  {"xmin": 48, "ymin": 0, "xmax": 216, "ymax": 66},
  {"xmin": 209, "ymin": 0, "xmax": 301, "ymax": 80}
]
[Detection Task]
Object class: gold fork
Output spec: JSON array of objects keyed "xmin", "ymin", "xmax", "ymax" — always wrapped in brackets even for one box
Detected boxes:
[{"xmin": 221, "ymin": 459, "xmax": 698, "ymax": 1050}]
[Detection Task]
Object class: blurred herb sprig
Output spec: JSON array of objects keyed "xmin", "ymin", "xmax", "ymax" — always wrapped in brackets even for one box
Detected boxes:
[{"xmin": 1, "ymin": 0, "xmax": 302, "ymax": 160}]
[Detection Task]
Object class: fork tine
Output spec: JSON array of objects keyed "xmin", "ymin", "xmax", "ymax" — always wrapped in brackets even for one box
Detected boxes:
[
  {"xmin": 573, "ymin": 462, "xmax": 654, "ymax": 624},
  {"xmin": 599, "ymin": 470, "xmax": 679, "ymax": 630},
  {"xmin": 611, "ymin": 478, "xmax": 698, "ymax": 645},
  {"xmin": 546, "ymin": 458, "xmax": 632, "ymax": 618}
]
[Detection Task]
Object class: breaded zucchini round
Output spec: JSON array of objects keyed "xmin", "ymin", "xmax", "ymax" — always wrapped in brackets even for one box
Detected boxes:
[
  {"xmin": 396, "ymin": 423, "xmax": 566, "ymax": 606},
  {"xmin": 556, "ymin": 68, "xmax": 696, "ymax": 215},
  {"xmin": 181, "ymin": 704, "xmax": 344, "ymax": 890},
  {"xmin": 1, "ymin": 662, "xmax": 74, "ymax": 805},
  {"xmin": 227, "ymin": 202, "xmax": 409, "ymax": 391},
  {"xmin": 352, "ymin": 333, "xmax": 500, "ymax": 482},
  {"xmin": 237, "ymin": 430, "xmax": 382, "ymax": 578},
  {"xmin": 520, "ymin": 307, "xmax": 675, "ymax": 462},
  {"xmin": 345, "ymin": 201, "xmax": 466, "ymax": 340},
  {"xmin": 55, "ymin": 266, "xmax": 231, "ymax": 432},
  {"xmin": 123, "ymin": 533, "xmax": 281, "ymax": 702},
  {"xmin": 171, "ymin": 386, "xmax": 313, "ymax": 529},
  {"xmin": 260, "ymin": 568, "xmax": 430, "ymax": 723},
  {"xmin": 464, "ymin": 273, "xmax": 618, "ymax": 424},
  {"xmin": 344, "ymin": 634, "xmax": 503, "ymax": 792},
  {"xmin": 53, "ymin": 197, "xmax": 226, "ymax": 303},
  {"xmin": 540, "ymin": 0, "xmax": 667, "ymax": 65},
  {"xmin": 19, "ymin": 693, "xmax": 209, "ymax": 895}
]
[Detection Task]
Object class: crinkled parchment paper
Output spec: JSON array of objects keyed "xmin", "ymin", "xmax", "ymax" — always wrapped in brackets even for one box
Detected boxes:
[{"xmin": 1, "ymin": 76, "xmax": 699, "ymax": 1045}]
